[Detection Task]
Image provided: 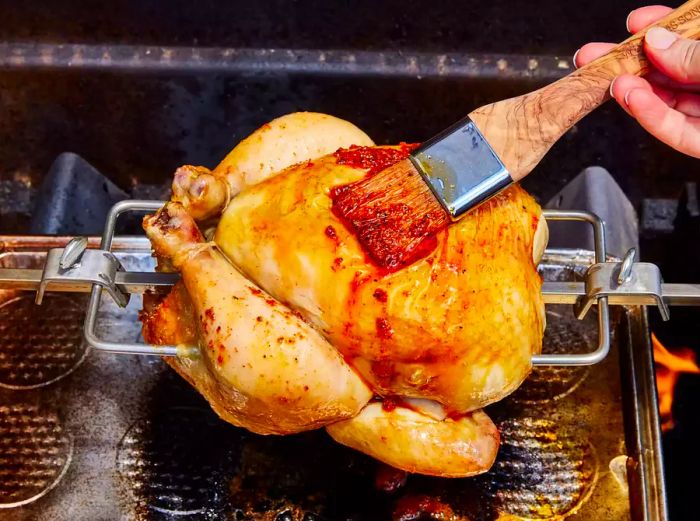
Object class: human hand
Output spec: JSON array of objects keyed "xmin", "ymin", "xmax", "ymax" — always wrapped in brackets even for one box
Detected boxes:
[{"xmin": 575, "ymin": 5, "xmax": 700, "ymax": 158}]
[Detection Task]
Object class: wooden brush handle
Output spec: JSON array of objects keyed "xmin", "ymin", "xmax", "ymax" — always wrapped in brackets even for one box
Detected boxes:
[{"xmin": 469, "ymin": 0, "xmax": 700, "ymax": 182}]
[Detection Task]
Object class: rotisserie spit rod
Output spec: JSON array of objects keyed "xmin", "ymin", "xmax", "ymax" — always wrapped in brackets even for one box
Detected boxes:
[{"xmin": 1, "ymin": 267, "xmax": 699, "ymax": 308}]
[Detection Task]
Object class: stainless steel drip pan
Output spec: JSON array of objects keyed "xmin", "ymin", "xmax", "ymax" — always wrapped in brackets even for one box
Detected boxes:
[{"xmin": 0, "ymin": 237, "xmax": 665, "ymax": 520}]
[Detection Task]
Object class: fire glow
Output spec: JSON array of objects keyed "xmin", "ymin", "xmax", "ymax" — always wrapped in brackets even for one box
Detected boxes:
[{"xmin": 652, "ymin": 333, "xmax": 700, "ymax": 432}]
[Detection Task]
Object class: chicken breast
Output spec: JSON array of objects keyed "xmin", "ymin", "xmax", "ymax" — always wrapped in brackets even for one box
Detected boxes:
[
  {"xmin": 170, "ymin": 112, "xmax": 375, "ymax": 221},
  {"xmin": 215, "ymin": 152, "xmax": 546, "ymax": 413}
]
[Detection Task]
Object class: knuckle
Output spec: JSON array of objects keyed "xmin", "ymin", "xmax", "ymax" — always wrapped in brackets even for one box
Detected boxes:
[{"xmin": 678, "ymin": 42, "xmax": 700, "ymax": 83}]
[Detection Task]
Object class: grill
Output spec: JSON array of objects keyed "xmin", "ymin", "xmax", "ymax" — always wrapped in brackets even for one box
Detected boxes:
[
  {"xmin": 1, "ymin": 1, "xmax": 696, "ymax": 517},
  {"xmin": 0, "ymin": 240, "xmax": 662, "ymax": 520}
]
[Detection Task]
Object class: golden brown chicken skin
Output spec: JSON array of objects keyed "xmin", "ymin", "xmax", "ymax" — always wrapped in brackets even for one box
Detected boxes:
[
  {"xmin": 215, "ymin": 154, "xmax": 546, "ymax": 413},
  {"xmin": 141, "ymin": 112, "xmax": 547, "ymax": 476},
  {"xmin": 143, "ymin": 202, "xmax": 372, "ymax": 435}
]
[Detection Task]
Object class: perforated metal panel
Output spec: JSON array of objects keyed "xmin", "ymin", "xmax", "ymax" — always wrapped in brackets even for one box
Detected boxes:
[
  {"xmin": 0, "ymin": 294, "xmax": 89, "ymax": 389},
  {"xmin": 0, "ymin": 403, "xmax": 73, "ymax": 508}
]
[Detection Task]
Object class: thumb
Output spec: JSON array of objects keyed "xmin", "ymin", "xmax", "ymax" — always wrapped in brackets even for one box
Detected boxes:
[{"xmin": 644, "ymin": 27, "xmax": 700, "ymax": 84}]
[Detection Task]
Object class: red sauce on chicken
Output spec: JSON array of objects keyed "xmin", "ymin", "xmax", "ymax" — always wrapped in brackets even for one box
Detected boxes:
[
  {"xmin": 373, "ymin": 288, "xmax": 388, "ymax": 302},
  {"xmin": 372, "ymin": 360, "xmax": 397, "ymax": 386},
  {"xmin": 333, "ymin": 143, "xmax": 418, "ymax": 175},
  {"xmin": 325, "ymin": 225, "xmax": 339, "ymax": 244},
  {"xmin": 330, "ymin": 143, "xmax": 447, "ymax": 271},
  {"xmin": 393, "ymin": 495, "xmax": 455, "ymax": 521},
  {"xmin": 376, "ymin": 317, "xmax": 394, "ymax": 339},
  {"xmin": 381, "ymin": 395, "xmax": 410, "ymax": 412}
]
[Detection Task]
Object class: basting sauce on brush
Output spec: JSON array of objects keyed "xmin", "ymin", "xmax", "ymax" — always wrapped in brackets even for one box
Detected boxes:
[{"xmin": 330, "ymin": 143, "xmax": 445, "ymax": 271}]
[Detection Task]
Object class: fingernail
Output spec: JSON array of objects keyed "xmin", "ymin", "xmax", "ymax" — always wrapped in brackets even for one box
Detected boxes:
[
  {"xmin": 623, "ymin": 90, "xmax": 631, "ymax": 107},
  {"xmin": 572, "ymin": 48, "xmax": 581, "ymax": 69},
  {"xmin": 609, "ymin": 77, "xmax": 617, "ymax": 98},
  {"xmin": 625, "ymin": 11, "xmax": 633, "ymax": 33},
  {"xmin": 645, "ymin": 27, "xmax": 677, "ymax": 50}
]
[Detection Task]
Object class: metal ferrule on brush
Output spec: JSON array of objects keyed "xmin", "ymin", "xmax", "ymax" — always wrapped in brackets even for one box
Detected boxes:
[{"xmin": 409, "ymin": 117, "xmax": 513, "ymax": 220}]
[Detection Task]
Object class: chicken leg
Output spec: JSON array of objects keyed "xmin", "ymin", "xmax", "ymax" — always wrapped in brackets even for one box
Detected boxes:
[
  {"xmin": 143, "ymin": 202, "xmax": 372, "ymax": 435},
  {"xmin": 326, "ymin": 403, "xmax": 499, "ymax": 477}
]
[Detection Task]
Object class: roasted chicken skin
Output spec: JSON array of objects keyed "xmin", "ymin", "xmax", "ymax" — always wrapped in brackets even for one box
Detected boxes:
[
  {"xmin": 141, "ymin": 111, "xmax": 546, "ymax": 477},
  {"xmin": 326, "ymin": 404, "xmax": 499, "ymax": 478},
  {"xmin": 143, "ymin": 201, "xmax": 372, "ymax": 435},
  {"xmin": 217, "ymin": 158, "xmax": 546, "ymax": 413}
]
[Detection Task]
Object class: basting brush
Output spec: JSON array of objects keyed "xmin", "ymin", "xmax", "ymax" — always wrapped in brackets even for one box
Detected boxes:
[{"xmin": 332, "ymin": 0, "xmax": 700, "ymax": 271}]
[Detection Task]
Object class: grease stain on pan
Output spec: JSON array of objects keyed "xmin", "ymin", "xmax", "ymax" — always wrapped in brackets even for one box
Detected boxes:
[
  {"xmin": 511, "ymin": 307, "xmax": 594, "ymax": 404},
  {"xmin": 486, "ymin": 417, "xmax": 599, "ymax": 520}
]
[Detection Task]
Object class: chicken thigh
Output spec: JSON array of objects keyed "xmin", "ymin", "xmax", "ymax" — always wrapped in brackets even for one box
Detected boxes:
[
  {"xmin": 141, "ymin": 112, "xmax": 547, "ymax": 477},
  {"xmin": 143, "ymin": 202, "xmax": 371, "ymax": 434}
]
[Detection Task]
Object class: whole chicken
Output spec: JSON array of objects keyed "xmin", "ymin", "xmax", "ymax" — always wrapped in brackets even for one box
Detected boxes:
[{"xmin": 141, "ymin": 112, "xmax": 547, "ymax": 477}]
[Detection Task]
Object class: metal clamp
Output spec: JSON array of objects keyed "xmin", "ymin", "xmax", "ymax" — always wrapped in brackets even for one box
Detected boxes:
[
  {"xmin": 76, "ymin": 203, "xmax": 612, "ymax": 364},
  {"xmin": 74, "ymin": 202, "xmax": 614, "ymax": 363},
  {"xmin": 575, "ymin": 248, "xmax": 671, "ymax": 322},
  {"xmin": 82, "ymin": 200, "xmax": 185, "ymax": 356},
  {"xmin": 36, "ymin": 237, "xmax": 129, "ymax": 307},
  {"xmin": 531, "ymin": 210, "xmax": 611, "ymax": 366}
]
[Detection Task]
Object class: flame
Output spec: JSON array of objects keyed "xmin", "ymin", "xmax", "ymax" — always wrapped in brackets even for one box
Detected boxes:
[{"xmin": 652, "ymin": 333, "xmax": 700, "ymax": 432}]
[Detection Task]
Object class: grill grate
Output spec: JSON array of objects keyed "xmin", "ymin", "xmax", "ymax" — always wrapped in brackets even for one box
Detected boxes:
[
  {"xmin": 485, "ymin": 416, "xmax": 597, "ymax": 519},
  {"xmin": 116, "ymin": 407, "xmax": 240, "ymax": 517},
  {"xmin": 0, "ymin": 403, "xmax": 73, "ymax": 508},
  {"xmin": 512, "ymin": 307, "xmax": 595, "ymax": 403},
  {"xmin": 0, "ymin": 294, "xmax": 89, "ymax": 389}
]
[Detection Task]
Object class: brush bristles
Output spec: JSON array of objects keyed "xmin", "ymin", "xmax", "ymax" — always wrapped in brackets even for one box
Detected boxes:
[{"xmin": 331, "ymin": 158, "xmax": 450, "ymax": 270}]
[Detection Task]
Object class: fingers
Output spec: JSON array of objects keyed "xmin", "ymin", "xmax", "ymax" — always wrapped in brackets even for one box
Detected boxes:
[
  {"xmin": 573, "ymin": 5, "xmax": 700, "ymax": 158},
  {"xmin": 628, "ymin": 88, "xmax": 700, "ymax": 157},
  {"xmin": 644, "ymin": 28, "xmax": 700, "ymax": 84},
  {"xmin": 675, "ymin": 92, "xmax": 700, "ymax": 118},
  {"xmin": 574, "ymin": 5, "xmax": 673, "ymax": 68},
  {"xmin": 611, "ymin": 75, "xmax": 675, "ymax": 115},
  {"xmin": 626, "ymin": 5, "xmax": 673, "ymax": 33},
  {"xmin": 574, "ymin": 42, "xmax": 616, "ymax": 67},
  {"xmin": 612, "ymin": 76, "xmax": 700, "ymax": 158},
  {"xmin": 646, "ymin": 68, "xmax": 700, "ymax": 93}
]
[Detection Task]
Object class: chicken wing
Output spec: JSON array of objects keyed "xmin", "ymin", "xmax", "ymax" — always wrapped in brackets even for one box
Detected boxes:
[{"xmin": 326, "ymin": 403, "xmax": 499, "ymax": 477}]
